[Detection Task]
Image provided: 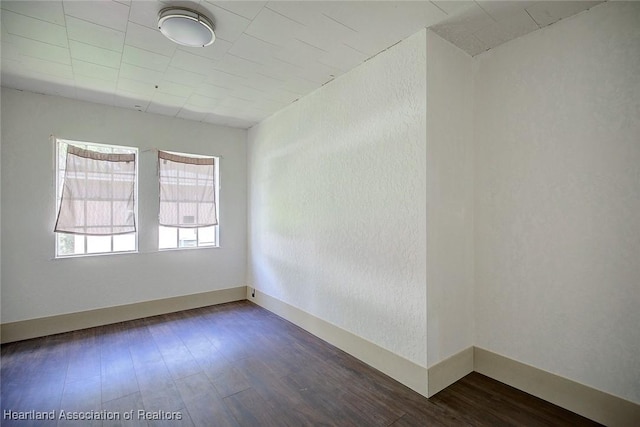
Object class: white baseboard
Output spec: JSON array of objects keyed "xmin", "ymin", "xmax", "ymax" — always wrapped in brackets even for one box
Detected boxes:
[
  {"xmin": 0, "ymin": 286, "xmax": 247, "ymax": 343},
  {"xmin": 474, "ymin": 347, "xmax": 640, "ymax": 427},
  {"xmin": 248, "ymin": 288, "xmax": 429, "ymax": 397},
  {"xmin": 427, "ymin": 346, "xmax": 474, "ymax": 397}
]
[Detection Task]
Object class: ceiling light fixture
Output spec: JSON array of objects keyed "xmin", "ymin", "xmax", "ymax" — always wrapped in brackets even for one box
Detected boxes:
[{"xmin": 158, "ymin": 7, "xmax": 215, "ymax": 47}]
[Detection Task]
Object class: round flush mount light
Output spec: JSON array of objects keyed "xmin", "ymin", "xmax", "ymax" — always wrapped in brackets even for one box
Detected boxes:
[{"xmin": 158, "ymin": 7, "xmax": 215, "ymax": 47}]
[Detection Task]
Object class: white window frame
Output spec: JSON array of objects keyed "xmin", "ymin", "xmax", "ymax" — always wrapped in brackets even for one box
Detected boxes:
[
  {"xmin": 158, "ymin": 151, "xmax": 220, "ymax": 251},
  {"xmin": 54, "ymin": 138, "xmax": 139, "ymax": 258}
]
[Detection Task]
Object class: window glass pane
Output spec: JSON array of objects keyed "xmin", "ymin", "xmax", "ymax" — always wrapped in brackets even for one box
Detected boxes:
[
  {"xmin": 198, "ymin": 226, "xmax": 216, "ymax": 246},
  {"xmin": 179, "ymin": 228, "xmax": 197, "ymax": 248},
  {"xmin": 159, "ymin": 226, "xmax": 177, "ymax": 249},
  {"xmin": 113, "ymin": 233, "xmax": 135, "ymax": 252},
  {"xmin": 57, "ymin": 233, "xmax": 85, "ymax": 256},
  {"xmin": 87, "ymin": 235, "xmax": 111, "ymax": 253}
]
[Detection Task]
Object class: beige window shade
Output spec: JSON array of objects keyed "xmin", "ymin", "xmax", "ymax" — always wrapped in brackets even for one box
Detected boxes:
[
  {"xmin": 158, "ymin": 151, "xmax": 217, "ymax": 228},
  {"xmin": 55, "ymin": 145, "xmax": 136, "ymax": 235}
]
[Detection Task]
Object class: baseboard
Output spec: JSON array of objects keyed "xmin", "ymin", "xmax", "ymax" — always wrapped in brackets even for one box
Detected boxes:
[
  {"xmin": 427, "ymin": 346, "xmax": 474, "ymax": 397},
  {"xmin": 248, "ymin": 288, "xmax": 429, "ymax": 397},
  {"xmin": 474, "ymin": 347, "xmax": 640, "ymax": 427},
  {"xmin": 0, "ymin": 286, "xmax": 247, "ymax": 343}
]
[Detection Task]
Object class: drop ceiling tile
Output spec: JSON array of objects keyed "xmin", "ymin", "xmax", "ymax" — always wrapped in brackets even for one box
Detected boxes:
[
  {"xmin": 75, "ymin": 75, "xmax": 117, "ymax": 92},
  {"xmin": 66, "ymin": 16, "xmax": 125, "ymax": 52},
  {"xmin": 1, "ymin": 10, "xmax": 68, "ymax": 48},
  {"xmin": 163, "ymin": 66, "xmax": 206, "ymax": 86},
  {"xmin": 476, "ymin": 1, "xmax": 538, "ymax": 21},
  {"xmin": 206, "ymin": 1, "xmax": 266, "ymax": 20},
  {"xmin": 244, "ymin": 7, "xmax": 306, "ymax": 47},
  {"xmin": 262, "ymin": 88, "xmax": 301, "ymax": 104},
  {"xmin": 63, "ymin": 0, "xmax": 130, "ymax": 32},
  {"xmin": 525, "ymin": 1, "xmax": 601, "ymax": 27},
  {"xmin": 495, "ymin": 9, "xmax": 540, "ymax": 40},
  {"xmin": 119, "ymin": 62, "xmax": 164, "ymax": 84},
  {"xmin": 72, "ymin": 59, "xmax": 119, "ymax": 82},
  {"xmin": 228, "ymin": 34, "xmax": 282, "ymax": 65},
  {"xmin": 177, "ymin": 37, "xmax": 232, "ymax": 61},
  {"xmin": 210, "ymin": 54, "xmax": 258, "ymax": 79},
  {"xmin": 229, "ymin": 85, "xmax": 264, "ymax": 102},
  {"xmin": 0, "ymin": 1, "xmax": 65, "ymax": 25},
  {"xmin": 177, "ymin": 108, "xmax": 208, "ymax": 122},
  {"xmin": 239, "ymin": 72, "xmax": 285, "ymax": 92},
  {"xmin": 151, "ymin": 91, "xmax": 188, "ymax": 106},
  {"xmin": 203, "ymin": 68, "xmax": 247, "ymax": 88},
  {"xmin": 193, "ymin": 82, "xmax": 232, "ymax": 99},
  {"xmin": 125, "ymin": 22, "xmax": 177, "ymax": 57},
  {"xmin": 432, "ymin": 1, "xmax": 475, "ymax": 16},
  {"xmin": 318, "ymin": 43, "xmax": 369, "ymax": 73},
  {"xmin": 156, "ymin": 80, "xmax": 197, "ymax": 97},
  {"xmin": 121, "ymin": 45, "xmax": 171, "ymax": 71},
  {"xmin": 129, "ymin": 0, "xmax": 161, "ymax": 29},
  {"xmin": 187, "ymin": 94, "xmax": 222, "ymax": 109},
  {"xmin": 327, "ymin": 1, "xmax": 447, "ymax": 35},
  {"xmin": 69, "ymin": 40, "xmax": 122, "ymax": 68},
  {"xmin": 264, "ymin": 2, "xmax": 334, "ymax": 26},
  {"xmin": 169, "ymin": 49, "xmax": 214, "ymax": 73},
  {"xmin": 197, "ymin": 2, "xmax": 252, "ymax": 43},
  {"xmin": 430, "ymin": 2, "xmax": 495, "ymax": 35},
  {"xmin": 17, "ymin": 56, "xmax": 74, "ymax": 80},
  {"xmin": 274, "ymin": 38, "xmax": 324, "ymax": 68},
  {"xmin": 204, "ymin": 114, "xmax": 254, "ymax": 129},
  {"xmin": 147, "ymin": 102, "xmax": 182, "ymax": 117},
  {"xmin": 2, "ymin": 33, "xmax": 71, "ymax": 64},
  {"xmin": 75, "ymin": 86, "xmax": 115, "ymax": 106},
  {"xmin": 117, "ymin": 77, "xmax": 157, "ymax": 97}
]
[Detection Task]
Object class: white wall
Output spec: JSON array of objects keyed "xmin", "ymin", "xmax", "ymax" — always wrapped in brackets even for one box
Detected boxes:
[
  {"xmin": 1, "ymin": 88, "xmax": 247, "ymax": 323},
  {"xmin": 425, "ymin": 31, "xmax": 474, "ymax": 368},
  {"xmin": 248, "ymin": 30, "xmax": 428, "ymax": 366},
  {"xmin": 474, "ymin": 2, "xmax": 640, "ymax": 404}
]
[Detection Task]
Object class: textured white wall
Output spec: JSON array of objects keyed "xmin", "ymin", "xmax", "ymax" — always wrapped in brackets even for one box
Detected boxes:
[
  {"xmin": 1, "ymin": 88, "xmax": 247, "ymax": 323},
  {"xmin": 474, "ymin": 2, "xmax": 640, "ymax": 403},
  {"xmin": 425, "ymin": 31, "xmax": 474, "ymax": 367},
  {"xmin": 248, "ymin": 30, "xmax": 428, "ymax": 366}
]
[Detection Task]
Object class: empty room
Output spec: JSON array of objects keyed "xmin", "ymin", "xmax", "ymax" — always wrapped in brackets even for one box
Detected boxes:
[{"xmin": 1, "ymin": 0, "xmax": 638, "ymax": 426}]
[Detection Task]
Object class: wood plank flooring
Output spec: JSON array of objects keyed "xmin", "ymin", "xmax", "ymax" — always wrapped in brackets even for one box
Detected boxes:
[{"xmin": 1, "ymin": 301, "xmax": 601, "ymax": 426}]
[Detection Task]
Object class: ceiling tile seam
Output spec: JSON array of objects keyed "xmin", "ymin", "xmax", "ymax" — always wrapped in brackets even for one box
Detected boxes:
[
  {"xmin": 474, "ymin": 1, "xmax": 500, "ymax": 25},
  {"xmin": 429, "ymin": 1, "xmax": 448, "ymax": 16},
  {"xmin": 63, "ymin": 13, "xmax": 126, "ymax": 33},
  {"xmin": 3, "ymin": 29, "xmax": 69, "ymax": 50},
  {"xmin": 201, "ymin": 0, "xmax": 262, "ymax": 21},
  {"xmin": 3, "ymin": 45, "xmax": 72, "ymax": 68},
  {"xmin": 254, "ymin": 72, "xmax": 286, "ymax": 83},
  {"xmin": 294, "ymin": 38, "xmax": 330, "ymax": 53},
  {"xmin": 270, "ymin": 56, "xmax": 304, "ymax": 70},
  {"xmin": 67, "ymin": 37, "xmax": 124, "ymax": 55},
  {"xmin": 262, "ymin": 6, "xmax": 307, "ymax": 27},
  {"xmin": 225, "ymin": 52, "xmax": 264, "ymax": 66},
  {"xmin": 321, "ymin": 13, "xmax": 359, "ymax": 34},
  {"xmin": 523, "ymin": 7, "xmax": 543, "ymax": 29},
  {"xmin": 207, "ymin": 66, "xmax": 248, "ymax": 81},
  {"xmin": 0, "ymin": 8, "xmax": 67, "ymax": 29},
  {"xmin": 342, "ymin": 43, "xmax": 369, "ymax": 56},
  {"xmin": 64, "ymin": 14, "xmax": 127, "ymax": 38},
  {"xmin": 60, "ymin": 2, "xmax": 79, "ymax": 99},
  {"xmin": 113, "ymin": 1, "xmax": 135, "ymax": 107},
  {"xmin": 242, "ymin": 32, "xmax": 282, "ymax": 48}
]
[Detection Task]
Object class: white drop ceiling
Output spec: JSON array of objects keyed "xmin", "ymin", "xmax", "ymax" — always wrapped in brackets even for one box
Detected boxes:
[{"xmin": 0, "ymin": 1, "xmax": 603, "ymax": 129}]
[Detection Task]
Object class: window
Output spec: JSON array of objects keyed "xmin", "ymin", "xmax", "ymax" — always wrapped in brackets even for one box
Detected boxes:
[
  {"xmin": 158, "ymin": 151, "xmax": 218, "ymax": 249},
  {"xmin": 55, "ymin": 139, "xmax": 138, "ymax": 257}
]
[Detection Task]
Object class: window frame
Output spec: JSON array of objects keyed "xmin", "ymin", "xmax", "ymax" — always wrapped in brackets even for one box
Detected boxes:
[
  {"xmin": 158, "ymin": 150, "xmax": 220, "ymax": 251},
  {"xmin": 54, "ymin": 138, "xmax": 139, "ymax": 258}
]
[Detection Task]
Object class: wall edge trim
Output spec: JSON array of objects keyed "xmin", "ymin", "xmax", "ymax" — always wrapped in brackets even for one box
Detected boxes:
[
  {"xmin": 0, "ymin": 286, "xmax": 247, "ymax": 343},
  {"xmin": 474, "ymin": 347, "xmax": 640, "ymax": 427},
  {"xmin": 248, "ymin": 288, "xmax": 429, "ymax": 397}
]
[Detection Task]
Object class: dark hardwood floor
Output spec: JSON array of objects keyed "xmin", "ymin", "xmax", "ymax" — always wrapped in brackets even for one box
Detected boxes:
[{"xmin": 1, "ymin": 301, "xmax": 600, "ymax": 426}]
